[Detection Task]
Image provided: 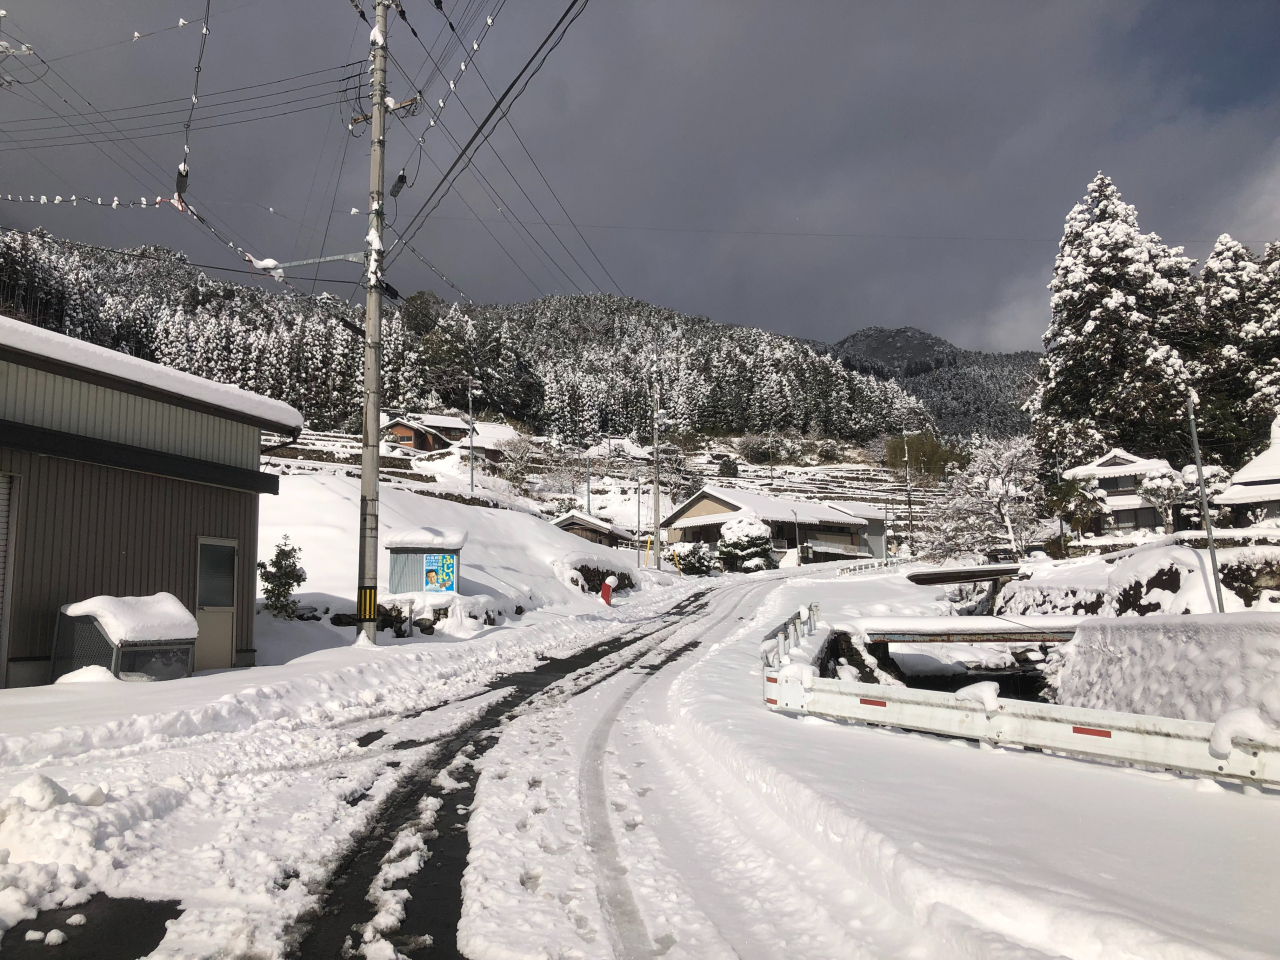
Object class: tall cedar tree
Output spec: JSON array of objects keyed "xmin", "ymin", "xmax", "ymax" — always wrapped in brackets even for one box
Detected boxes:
[
  {"xmin": 1031, "ymin": 174, "xmax": 1195, "ymax": 466},
  {"xmin": 1178, "ymin": 235, "xmax": 1273, "ymax": 466}
]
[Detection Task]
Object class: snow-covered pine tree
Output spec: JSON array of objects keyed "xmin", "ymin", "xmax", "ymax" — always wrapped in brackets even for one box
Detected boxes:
[
  {"xmin": 1182, "ymin": 235, "xmax": 1273, "ymax": 466},
  {"xmin": 1030, "ymin": 173, "xmax": 1195, "ymax": 467},
  {"xmin": 1240, "ymin": 242, "xmax": 1280, "ymax": 430},
  {"xmin": 925, "ymin": 436, "xmax": 1043, "ymax": 559}
]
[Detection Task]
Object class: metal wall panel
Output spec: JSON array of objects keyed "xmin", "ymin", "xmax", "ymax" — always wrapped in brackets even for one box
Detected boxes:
[
  {"xmin": 0, "ymin": 474, "xmax": 9, "ymax": 668},
  {"xmin": 1, "ymin": 360, "xmax": 259, "ymax": 468},
  {"xmin": 0, "ymin": 447, "xmax": 259, "ymax": 681}
]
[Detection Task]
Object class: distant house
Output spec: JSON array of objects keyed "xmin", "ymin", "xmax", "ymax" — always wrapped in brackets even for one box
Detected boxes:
[
  {"xmin": 1063, "ymin": 448, "xmax": 1172, "ymax": 533},
  {"xmin": 1216, "ymin": 416, "xmax": 1280, "ymax": 521},
  {"xmin": 457, "ymin": 421, "xmax": 521, "ymax": 463},
  {"xmin": 552, "ymin": 510, "xmax": 633, "ymax": 548},
  {"xmin": 383, "ymin": 413, "xmax": 470, "ymax": 451},
  {"xmin": 0, "ymin": 315, "xmax": 302, "ymax": 687},
  {"xmin": 661, "ymin": 485, "xmax": 888, "ymax": 560}
]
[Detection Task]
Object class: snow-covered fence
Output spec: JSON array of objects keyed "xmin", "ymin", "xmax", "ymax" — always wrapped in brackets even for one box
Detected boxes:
[
  {"xmin": 760, "ymin": 603, "xmax": 820, "ymax": 670},
  {"xmin": 761, "ymin": 619, "xmax": 1280, "ymax": 788},
  {"xmin": 835, "ymin": 557, "xmax": 908, "ymax": 577}
]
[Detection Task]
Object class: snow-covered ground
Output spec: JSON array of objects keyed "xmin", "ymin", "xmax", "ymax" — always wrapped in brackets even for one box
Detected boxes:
[
  {"xmin": 2, "ymin": 483, "xmax": 1276, "ymax": 959},
  {"xmin": 461, "ymin": 569, "xmax": 1280, "ymax": 960}
]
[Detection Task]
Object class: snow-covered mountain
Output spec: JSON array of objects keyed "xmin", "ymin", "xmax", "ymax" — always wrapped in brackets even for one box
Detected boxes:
[
  {"xmin": 0, "ymin": 225, "xmax": 1023, "ymax": 440},
  {"xmin": 817, "ymin": 326, "xmax": 1040, "ymax": 438}
]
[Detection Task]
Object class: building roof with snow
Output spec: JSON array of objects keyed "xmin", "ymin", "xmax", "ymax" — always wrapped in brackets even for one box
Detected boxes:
[
  {"xmin": 661, "ymin": 485, "xmax": 883, "ymax": 531},
  {"xmin": 1, "ymin": 314, "xmax": 302, "ymax": 433},
  {"xmin": 1062, "ymin": 448, "xmax": 1173, "ymax": 482},
  {"xmin": 1217, "ymin": 416, "xmax": 1280, "ymax": 508},
  {"xmin": 385, "ymin": 527, "xmax": 468, "ymax": 551},
  {"xmin": 552, "ymin": 510, "xmax": 634, "ymax": 541}
]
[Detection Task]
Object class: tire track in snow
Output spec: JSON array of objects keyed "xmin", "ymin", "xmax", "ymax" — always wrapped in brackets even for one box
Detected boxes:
[{"xmin": 578, "ymin": 579, "xmax": 781, "ymax": 959}]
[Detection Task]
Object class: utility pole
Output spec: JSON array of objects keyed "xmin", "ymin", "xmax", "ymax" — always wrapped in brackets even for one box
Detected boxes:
[
  {"xmin": 651, "ymin": 340, "xmax": 662, "ymax": 570},
  {"xmin": 467, "ymin": 375, "xmax": 475, "ymax": 494},
  {"xmin": 635, "ymin": 463, "xmax": 643, "ymax": 566},
  {"xmin": 903, "ymin": 429, "xmax": 914, "ymax": 556},
  {"xmin": 1187, "ymin": 396, "xmax": 1225, "ymax": 613},
  {"xmin": 356, "ymin": 0, "xmax": 389, "ymax": 645},
  {"xmin": 1055, "ymin": 450, "xmax": 1066, "ymax": 557},
  {"xmin": 585, "ymin": 449, "xmax": 591, "ymax": 514},
  {"xmin": 652, "ymin": 377, "xmax": 662, "ymax": 570}
]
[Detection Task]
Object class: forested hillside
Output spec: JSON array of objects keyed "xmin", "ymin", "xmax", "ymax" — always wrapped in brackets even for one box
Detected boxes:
[
  {"xmin": 0, "ymin": 227, "xmax": 932, "ymax": 443},
  {"xmin": 818, "ymin": 325, "xmax": 1039, "ymax": 437}
]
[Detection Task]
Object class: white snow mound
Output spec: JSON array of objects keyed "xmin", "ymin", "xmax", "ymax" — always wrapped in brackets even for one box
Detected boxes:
[
  {"xmin": 53, "ymin": 665, "xmax": 119, "ymax": 684},
  {"xmin": 63, "ymin": 593, "xmax": 197, "ymax": 645}
]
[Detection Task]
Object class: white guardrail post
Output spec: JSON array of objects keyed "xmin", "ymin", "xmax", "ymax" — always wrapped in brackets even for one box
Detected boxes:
[{"xmin": 761, "ymin": 606, "xmax": 1278, "ymax": 788}]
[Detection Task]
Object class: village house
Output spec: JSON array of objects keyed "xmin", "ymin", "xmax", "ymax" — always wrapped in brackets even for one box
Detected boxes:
[
  {"xmin": 552, "ymin": 510, "xmax": 634, "ymax": 548},
  {"xmin": 661, "ymin": 485, "xmax": 889, "ymax": 561},
  {"xmin": 0, "ymin": 315, "xmax": 302, "ymax": 686},
  {"xmin": 1216, "ymin": 416, "xmax": 1280, "ymax": 522},
  {"xmin": 383, "ymin": 412, "xmax": 470, "ymax": 451},
  {"xmin": 1062, "ymin": 448, "xmax": 1172, "ymax": 533}
]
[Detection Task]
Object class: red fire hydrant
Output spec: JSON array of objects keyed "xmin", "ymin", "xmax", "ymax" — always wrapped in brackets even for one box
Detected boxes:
[{"xmin": 602, "ymin": 575, "xmax": 619, "ymax": 606}]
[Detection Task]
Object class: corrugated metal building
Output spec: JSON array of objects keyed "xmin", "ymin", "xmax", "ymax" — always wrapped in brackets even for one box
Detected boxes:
[{"xmin": 0, "ymin": 315, "xmax": 302, "ymax": 687}]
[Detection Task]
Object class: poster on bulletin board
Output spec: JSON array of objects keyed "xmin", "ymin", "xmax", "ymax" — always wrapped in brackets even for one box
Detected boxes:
[{"xmin": 423, "ymin": 552, "xmax": 457, "ymax": 592}]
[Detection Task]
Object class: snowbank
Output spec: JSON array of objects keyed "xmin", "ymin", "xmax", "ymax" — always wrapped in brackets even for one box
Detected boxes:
[
  {"xmin": 63, "ymin": 593, "xmax": 197, "ymax": 644},
  {"xmin": 1052, "ymin": 613, "xmax": 1280, "ymax": 725},
  {"xmin": 996, "ymin": 544, "xmax": 1279, "ymax": 617},
  {"xmin": 252, "ymin": 473, "xmax": 673, "ymax": 663}
]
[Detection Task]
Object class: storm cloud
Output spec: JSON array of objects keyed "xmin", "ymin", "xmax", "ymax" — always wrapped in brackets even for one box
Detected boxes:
[{"xmin": 3, "ymin": 0, "xmax": 1279, "ymax": 350}]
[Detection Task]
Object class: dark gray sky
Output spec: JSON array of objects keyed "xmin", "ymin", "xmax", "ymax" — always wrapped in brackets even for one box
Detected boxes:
[{"xmin": 3, "ymin": 0, "xmax": 1279, "ymax": 351}]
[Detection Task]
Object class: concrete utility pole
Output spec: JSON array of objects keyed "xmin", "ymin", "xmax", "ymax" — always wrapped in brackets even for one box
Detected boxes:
[
  {"xmin": 635, "ymin": 463, "xmax": 643, "ymax": 567},
  {"xmin": 1186, "ymin": 396, "xmax": 1226, "ymax": 613},
  {"xmin": 652, "ymin": 353, "xmax": 662, "ymax": 570},
  {"xmin": 903, "ymin": 430, "xmax": 915, "ymax": 556},
  {"xmin": 468, "ymin": 376, "xmax": 475, "ymax": 494},
  {"xmin": 356, "ymin": 0, "xmax": 389, "ymax": 645},
  {"xmin": 585, "ymin": 450, "xmax": 591, "ymax": 514}
]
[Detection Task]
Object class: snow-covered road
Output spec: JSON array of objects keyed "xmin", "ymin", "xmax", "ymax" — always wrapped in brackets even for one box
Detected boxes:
[
  {"xmin": 2, "ymin": 567, "xmax": 1275, "ymax": 959},
  {"xmin": 461, "ymin": 571, "xmax": 1279, "ymax": 960}
]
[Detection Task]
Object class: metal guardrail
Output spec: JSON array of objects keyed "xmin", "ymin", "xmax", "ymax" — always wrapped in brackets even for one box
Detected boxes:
[{"xmin": 761, "ymin": 622, "xmax": 1278, "ymax": 788}]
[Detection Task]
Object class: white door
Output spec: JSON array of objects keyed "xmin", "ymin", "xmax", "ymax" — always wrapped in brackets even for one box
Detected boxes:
[{"xmin": 195, "ymin": 538, "xmax": 237, "ymax": 672}]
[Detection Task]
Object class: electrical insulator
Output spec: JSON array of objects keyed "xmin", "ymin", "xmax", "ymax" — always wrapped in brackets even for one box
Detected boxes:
[
  {"xmin": 175, "ymin": 162, "xmax": 189, "ymax": 197},
  {"xmin": 389, "ymin": 169, "xmax": 406, "ymax": 198}
]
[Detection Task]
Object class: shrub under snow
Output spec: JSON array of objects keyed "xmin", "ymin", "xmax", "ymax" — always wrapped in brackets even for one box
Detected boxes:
[{"xmin": 717, "ymin": 516, "xmax": 776, "ymax": 572}]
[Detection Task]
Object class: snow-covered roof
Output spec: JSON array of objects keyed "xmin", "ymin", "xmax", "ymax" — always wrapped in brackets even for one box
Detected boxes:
[
  {"xmin": 552, "ymin": 510, "xmax": 633, "ymax": 539},
  {"xmin": 387, "ymin": 412, "xmax": 470, "ymax": 432},
  {"xmin": 63, "ymin": 592, "xmax": 198, "ymax": 645},
  {"xmin": 1063, "ymin": 448, "xmax": 1172, "ymax": 481},
  {"xmin": 385, "ymin": 527, "xmax": 468, "ymax": 551},
  {"xmin": 663, "ymin": 485, "xmax": 879, "ymax": 529},
  {"xmin": 472, "ymin": 421, "xmax": 519, "ymax": 441},
  {"xmin": 2, "ymin": 314, "xmax": 303, "ymax": 433},
  {"xmin": 1218, "ymin": 416, "xmax": 1280, "ymax": 505}
]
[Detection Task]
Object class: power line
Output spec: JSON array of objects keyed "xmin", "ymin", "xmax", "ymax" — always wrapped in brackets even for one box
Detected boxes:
[
  {"xmin": 5, "ymin": 71, "xmax": 361, "ymax": 132},
  {"xmin": 389, "ymin": 0, "xmax": 593, "ymax": 264},
  {"xmin": 2, "ymin": 14, "xmax": 260, "ymax": 259},
  {"xmin": 0, "ymin": 88, "xmax": 361, "ymax": 149},
  {"xmin": 385, "ymin": 52, "xmax": 582, "ymax": 293},
  {"xmin": 387, "ymin": 15, "xmax": 603, "ymax": 293},
  {"xmin": 459, "ymin": 41, "xmax": 623, "ymax": 295}
]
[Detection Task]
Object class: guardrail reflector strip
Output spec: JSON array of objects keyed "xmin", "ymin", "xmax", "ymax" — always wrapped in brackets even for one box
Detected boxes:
[
  {"xmin": 766, "ymin": 676, "xmax": 778, "ymax": 683},
  {"xmin": 765, "ymin": 698, "xmax": 778, "ymax": 705},
  {"xmin": 1072, "ymin": 726, "xmax": 1112, "ymax": 738},
  {"xmin": 860, "ymin": 698, "xmax": 887, "ymax": 707}
]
